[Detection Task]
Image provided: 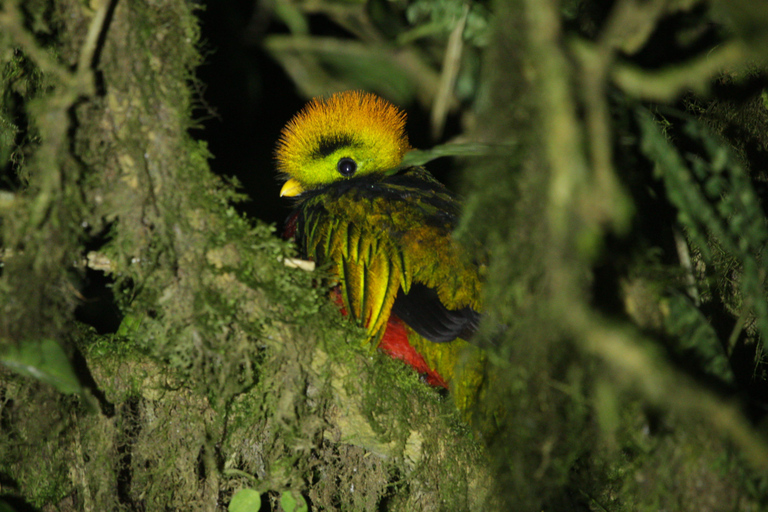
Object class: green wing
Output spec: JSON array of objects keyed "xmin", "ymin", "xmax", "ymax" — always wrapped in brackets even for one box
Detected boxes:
[{"xmin": 297, "ymin": 167, "xmax": 483, "ymax": 342}]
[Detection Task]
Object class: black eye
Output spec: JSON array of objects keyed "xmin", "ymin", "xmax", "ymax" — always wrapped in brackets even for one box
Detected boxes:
[{"xmin": 337, "ymin": 157, "xmax": 357, "ymax": 177}]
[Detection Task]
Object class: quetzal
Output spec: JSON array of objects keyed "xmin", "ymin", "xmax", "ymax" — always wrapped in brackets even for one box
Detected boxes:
[{"xmin": 276, "ymin": 90, "xmax": 485, "ymax": 411}]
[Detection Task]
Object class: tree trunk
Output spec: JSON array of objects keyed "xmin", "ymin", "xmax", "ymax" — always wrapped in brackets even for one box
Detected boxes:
[{"xmin": 2, "ymin": 0, "xmax": 768, "ymax": 510}]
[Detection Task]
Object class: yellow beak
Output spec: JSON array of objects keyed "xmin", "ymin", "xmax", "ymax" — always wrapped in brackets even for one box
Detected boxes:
[{"xmin": 280, "ymin": 178, "xmax": 304, "ymax": 197}]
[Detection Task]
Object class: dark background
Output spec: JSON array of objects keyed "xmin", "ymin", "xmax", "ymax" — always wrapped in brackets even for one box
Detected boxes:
[
  {"xmin": 193, "ymin": 0, "xmax": 302, "ymax": 226},
  {"xmin": 193, "ymin": 0, "xmax": 458, "ymax": 227}
]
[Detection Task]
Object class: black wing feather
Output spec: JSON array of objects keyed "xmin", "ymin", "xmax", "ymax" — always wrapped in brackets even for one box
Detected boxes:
[{"xmin": 391, "ymin": 283, "xmax": 481, "ymax": 343}]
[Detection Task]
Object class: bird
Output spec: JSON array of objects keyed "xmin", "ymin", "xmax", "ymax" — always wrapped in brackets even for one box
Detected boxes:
[{"xmin": 276, "ymin": 90, "xmax": 485, "ymax": 411}]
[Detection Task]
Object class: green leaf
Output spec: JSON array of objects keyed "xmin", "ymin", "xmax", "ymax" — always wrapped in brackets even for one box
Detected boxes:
[
  {"xmin": 1, "ymin": 338, "xmax": 82, "ymax": 394},
  {"xmin": 264, "ymin": 36, "xmax": 415, "ymax": 105},
  {"xmin": 637, "ymin": 107, "xmax": 768, "ymax": 355},
  {"xmin": 397, "ymin": 142, "xmax": 502, "ymax": 171},
  {"xmin": 280, "ymin": 490, "xmax": 308, "ymax": 512},
  {"xmin": 663, "ymin": 292, "xmax": 734, "ymax": 385},
  {"xmin": 116, "ymin": 313, "xmax": 143, "ymax": 336},
  {"xmin": 228, "ymin": 488, "xmax": 261, "ymax": 512}
]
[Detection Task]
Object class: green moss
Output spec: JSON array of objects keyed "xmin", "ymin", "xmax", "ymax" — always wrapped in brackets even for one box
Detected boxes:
[
  {"xmin": 3, "ymin": 0, "xmax": 768, "ymax": 509},
  {"xmin": 0, "ymin": 370, "xmax": 77, "ymax": 507}
]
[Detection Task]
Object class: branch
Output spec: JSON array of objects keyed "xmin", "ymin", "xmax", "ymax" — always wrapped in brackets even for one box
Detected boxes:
[{"xmin": 612, "ymin": 42, "xmax": 750, "ymax": 101}]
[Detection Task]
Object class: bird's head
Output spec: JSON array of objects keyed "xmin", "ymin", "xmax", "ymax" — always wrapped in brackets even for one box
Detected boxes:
[{"xmin": 276, "ymin": 91, "xmax": 411, "ymax": 197}]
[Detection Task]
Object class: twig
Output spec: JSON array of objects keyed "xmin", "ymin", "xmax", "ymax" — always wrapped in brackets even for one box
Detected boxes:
[
  {"xmin": 727, "ymin": 308, "xmax": 748, "ymax": 357},
  {"xmin": 612, "ymin": 42, "xmax": 749, "ymax": 101},
  {"xmin": 673, "ymin": 227, "xmax": 700, "ymax": 306},
  {"xmin": 77, "ymin": 0, "xmax": 116, "ymax": 77},
  {"xmin": 0, "ymin": 1, "xmax": 72, "ymax": 82},
  {"xmin": 573, "ymin": 0, "xmax": 668, "ymax": 231},
  {"xmin": 0, "ymin": 0, "xmax": 114, "ymax": 96},
  {"xmin": 0, "ymin": 0, "xmax": 115, "ymax": 227},
  {"xmin": 264, "ymin": 35, "xmax": 442, "ymax": 107},
  {"xmin": 431, "ymin": 3, "xmax": 468, "ymax": 140},
  {"xmin": 282, "ymin": 258, "xmax": 315, "ymax": 272}
]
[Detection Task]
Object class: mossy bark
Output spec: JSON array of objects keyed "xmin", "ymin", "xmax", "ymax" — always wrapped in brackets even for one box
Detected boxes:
[
  {"xmin": 0, "ymin": 1, "xmax": 493, "ymax": 510},
  {"xmin": 2, "ymin": 0, "xmax": 768, "ymax": 511}
]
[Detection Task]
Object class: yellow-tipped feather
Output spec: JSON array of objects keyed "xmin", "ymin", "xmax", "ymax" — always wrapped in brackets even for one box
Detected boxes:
[{"xmin": 276, "ymin": 91, "xmax": 486, "ymax": 416}]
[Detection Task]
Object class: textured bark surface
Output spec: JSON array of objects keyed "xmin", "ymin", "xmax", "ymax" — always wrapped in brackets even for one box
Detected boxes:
[{"xmin": 1, "ymin": 0, "xmax": 768, "ymax": 511}]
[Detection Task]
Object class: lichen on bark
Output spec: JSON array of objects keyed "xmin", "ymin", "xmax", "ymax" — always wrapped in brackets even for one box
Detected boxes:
[
  {"xmin": 0, "ymin": 1, "xmax": 493, "ymax": 510},
  {"xmin": 2, "ymin": 0, "xmax": 768, "ymax": 511}
]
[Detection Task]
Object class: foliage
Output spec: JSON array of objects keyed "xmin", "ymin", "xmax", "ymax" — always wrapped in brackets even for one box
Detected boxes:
[{"xmin": 0, "ymin": 0, "xmax": 768, "ymax": 510}]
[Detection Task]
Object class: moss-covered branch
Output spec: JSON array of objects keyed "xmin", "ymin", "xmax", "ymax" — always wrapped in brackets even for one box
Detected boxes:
[{"xmin": 2, "ymin": 0, "xmax": 768, "ymax": 510}]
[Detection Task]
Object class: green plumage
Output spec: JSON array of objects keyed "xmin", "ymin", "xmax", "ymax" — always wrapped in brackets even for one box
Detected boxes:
[
  {"xmin": 294, "ymin": 166, "xmax": 483, "ymax": 340},
  {"xmin": 276, "ymin": 91, "xmax": 486, "ymax": 411},
  {"xmin": 291, "ymin": 166, "xmax": 486, "ymax": 409}
]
